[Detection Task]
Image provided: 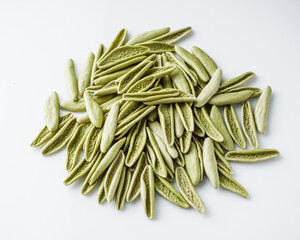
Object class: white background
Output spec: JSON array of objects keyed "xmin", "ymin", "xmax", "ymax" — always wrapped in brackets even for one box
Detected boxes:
[{"xmin": 1, "ymin": 0, "xmax": 299, "ymax": 239}]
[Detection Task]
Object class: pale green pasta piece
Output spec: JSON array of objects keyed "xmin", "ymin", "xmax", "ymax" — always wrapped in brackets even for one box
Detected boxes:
[
  {"xmin": 228, "ymin": 87, "xmax": 262, "ymax": 98},
  {"xmin": 158, "ymin": 104, "xmax": 175, "ymax": 146},
  {"xmin": 175, "ymin": 45, "xmax": 209, "ymax": 82},
  {"xmin": 97, "ymin": 178, "xmax": 106, "ymax": 204},
  {"xmin": 184, "ymin": 142, "xmax": 200, "ymax": 185},
  {"xmin": 90, "ymin": 43, "xmax": 105, "ymax": 86},
  {"xmin": 191, "ymin": 46, "xmax": 218, "ymax": 77},
  {"xmin": 154, "ymin": 175, "xmax": 189, "ymax": 208},
  {"xmin": 166, "ymin": 63, "xmax": 190, "ymax": 93},
  {"xmin": 208, "ymin": 90, "xmax": 253, "ymax": 106},
  {"xmin": 97, "ymin": 46, "xmax": 150, "ymax": 70},
  {"xmin": 192, "ymin": 137, "xmax": 204, "ymax": 181},
  {"xmin": 118, "ymin": 55, "xmax": 156, "ymax": 93},
  {"xmin": 174, "ymin": 106, "xmax": 184, "ymax": 138},
  {"xmin": 85, "ymin": 125, "xmax": 102, "ymax": 162},
  {"xmin": 203, "ymin": 138, "xmax": 220, "ymax": 189},
  {"xmin": 179, "ymin": 130, "xmax": 192, "ymax": 154},
  {"xmin": 175, "ymin": 167, "xmax": 205, "ymax": 213},
  {"xmin": 218, "ymin": 72, "xmax": 255, "ymax": 93},
  {"xmin": 126, "ymin": 76, "xmax": 157, "ymax": 93},
  {"xmin": 210, "ymin": 105, "xmax": 234, "ymax": 151},
  {"xmin": 152, "ymin": 131, "xmax": 174, "ymax": 173},
  {"xmin": 41, "ymin": 118, "xmax": 78, "ymax": 156},
  {"xmin": 140, "ymin": 165, "xmax": 155, "ymax": 219},
  {"xmin": 224, "ymin": 105, "xmax": 246, "ymax": 149},
  {"xmin": 44, "ymin": 91, "xmax": 60, "ymax": 132},
  {"xmin": 151, "ymin": 26, "xmax": 192, "ymax": 44},
  {"xmin": 101, "ymin": 101, "xmax": 120, "ymax": 153},
  {"xmin": 78, "ymin": 52, "xmax": 95, "ymax": 96},
  {"xmin": 225, "ymin": 149, "xmax": 280, "ymax": 162},
  {"xmin": 195, "ymin": 68, "xmax": 222, "ymax": 107},
  {"xmin": 254, "ymin": 85, "xmax": 272, "ymax": 134},
  {"xmin": 242, "ymin": 101, "xmax": 259, "ymax": 148},
  {"xmin": 104, "ymin": 150, "xmax": 125, "ymax": 202},
  {"xmin": 60, "ymin": 98, "xmax": 86, "ymax": 112},
  {"xmin": 64, "ymin": 157, "xmax": 96, "ymax": 186},
  {"xmin": 66, "ymin": 123, "xmax": 91, "ymax": 171},
  {"xmin": 31, "ymin": 113, "xmax": 72, "ymax": 147},
  {"xmin": 146, "ymin": 127, "xmax": 168, "ymax": 178},
  {"xmin": 84, "ymin": 91, "xmax": 104, "ymax": 128},
  {"xmin": 138, "ymin": 41, "xmax": 175, "ymax": 54},
  {"xmin": 64, "ymin": 58, "xmax": 78, "ymax": 101},
  {"xmin": 81, "ymin": 152, "xmax": 102, "ymax": 195},
  {"xmin": 88, "ymin": 137, "xmax": 126, "ymax": 185},
  {"xmin": 194, "ymin": 106, "xmax": 224, "ymax": 142},
  {"xmin": 174, "ymin": 102, "xmax": 194, "ymax": 132},
  {"xmin": 166, "ymin": 52, "xmax": 198, "ymax": 86},
  {"xmin": 100, "ymin": 29, "xmax": 127, "ymax": 59},
  {"xmin": 126, "ymin": 27, "xmax": 170, "ymax": 45},
  {"xmin": 147, "ymin": 121, "xmax": 178, "ymax": 158},
  {"xmin": 125, "ymin": 120, "xmax": 147, "ymax": 167},
  {"xmin": 115, "ymin": 168, "xmax": 131, "ymax": 210},
  {"xmin": 219, "ymin": 168, "xmax": 248, "ymax": 198},
  {"xmin": 126, "ymin": 152, "xmax": 147, "ymax": 202}
]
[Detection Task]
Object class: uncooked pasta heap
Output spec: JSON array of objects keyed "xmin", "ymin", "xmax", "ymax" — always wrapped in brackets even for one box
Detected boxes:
[{"xmin": 31, "ymin": 27, "xmax": 280, "ymax": 219}]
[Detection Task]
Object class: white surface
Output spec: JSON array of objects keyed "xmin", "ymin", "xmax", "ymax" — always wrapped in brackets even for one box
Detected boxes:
[{"xmin": 0, "ymin": 0, "xmax": 299, "ymax": 239}]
